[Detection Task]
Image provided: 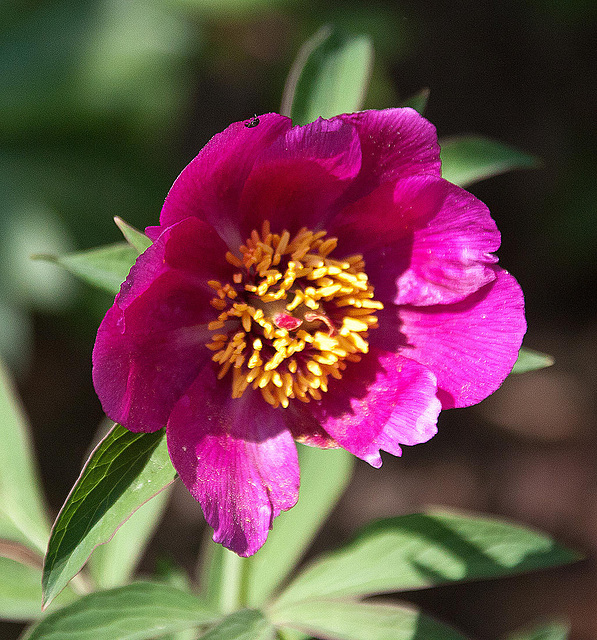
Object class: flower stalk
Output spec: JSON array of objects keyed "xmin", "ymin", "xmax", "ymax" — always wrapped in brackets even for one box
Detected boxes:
[{"xmin": 219, "ymin": 547, "xmax": 249, "ymax": 613}]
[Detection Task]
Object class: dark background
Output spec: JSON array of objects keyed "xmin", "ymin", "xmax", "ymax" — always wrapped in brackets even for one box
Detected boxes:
[{"xmin": 1, "ymin": 0, "xmax": 596, "ymax": 638}]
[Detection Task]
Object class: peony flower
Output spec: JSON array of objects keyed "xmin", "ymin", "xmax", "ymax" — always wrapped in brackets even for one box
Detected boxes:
[{"xmin": 92, "ymin": 109, "xmax": 526, "ymax": 556}]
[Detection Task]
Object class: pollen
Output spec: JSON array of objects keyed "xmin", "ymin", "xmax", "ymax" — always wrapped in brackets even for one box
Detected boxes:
[{"xmin": 205, "ymin": 221, "xmax": 383, "ymax": 408}]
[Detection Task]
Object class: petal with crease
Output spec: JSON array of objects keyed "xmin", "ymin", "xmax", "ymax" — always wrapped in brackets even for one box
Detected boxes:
[
  {"xmin": 92, "ymin": 218, "xmax": 228, "ymax": 433},
  {"xmin": 167, "ymin": 370, "xmax": 299, "ymax": 556},
  {"xmin": 309, "ymin": 349, "xmax": 440, "ymax": 468},
  {"xmin": 332, "ymin": 175, "xmax": 500, "ymax": 306},
  {"xmin": 397, "ymin": 268, "xmax": 526, "ymax": 408},
  {"xmin": 238, "ymin": 117, "xmax": 361, "ymax": 237},
  {"xmin": 159, "ymin": 113, "xmax": 292, "ymax": 248},
  {"xmin": 335, "ymin": 107, "xmax": 442, "ymax": 199}
]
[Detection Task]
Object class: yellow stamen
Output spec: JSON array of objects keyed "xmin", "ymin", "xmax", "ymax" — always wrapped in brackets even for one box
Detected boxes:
[{"xmin": 206, "ymin": 222, "xmax": 382, "ymax": 408}]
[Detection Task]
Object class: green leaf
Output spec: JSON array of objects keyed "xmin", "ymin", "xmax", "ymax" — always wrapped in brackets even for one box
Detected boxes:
[
  {"xmin": 245, "ymin": 445, "xmax": 354, "ymax": 606},
  {"xmin": 0, "ymin": 359, "xmax": 50, "ymax": 553},
  {"xmin": 114, "ymin": 216, "xmax": 153, "ymax": 254},
  {"xmin": 33, "ymin": 242, "xmax": 138, "ymax": 296},
  {"xmin": 511, "ymin": 347, "xmax": 555, "ymax": 374},
  {"xmin": 88, "ymin": 484, "xmax": 172, "ymax": 589},
  {"xmin": 270, "ymin": 600, "xmax": 468, "ymax": 640},
  {"xmin": 0, "ymin": 541, "xmax": 78, "ymax": 621},
  {"xmin": 276, "ymin": 629, "xmax": 309, "ymax": 640},
  {"xmin": 0, "ymin": 555, "xmax": 46, "ymax": 621},
  {"xmin": 43, "ymin": 424, "xmax": 177, "ymax": 607},
  {"xmin": 23, "ymin": 582, "xmax": 219, "ymax": 640},
  {"xmin": 272, "ymin": 509, "xmax": 580, "ymax": 609},
  {"xmin": 506, "ymin": 620, "xmax": 570, "ymax": 640},
  {"xmin": 154, "ymin": 557, "xmax": 197, "ymax": 640},
  {"xmin": 198, "ymin": 609, "xmax": 274, "ymax": 640},
  {"xmin": 401, "ymin": 88, "xmax": 430, "ymax": 114},
  {"xmin": 440, "ymin": 136, "xmax": 539, "ymax": 187},
  {"xmin": 281, "ymin": 26, "xmax": 374, "ymax": 125}
]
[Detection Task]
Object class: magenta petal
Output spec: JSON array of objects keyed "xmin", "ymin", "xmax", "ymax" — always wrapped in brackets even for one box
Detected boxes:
[
  {"xmin": 238, "ymin": 117, "xmax": 361, "ymax": 236},
  {"xmin": 92, "ymin": 218, "xmax": 228, "ymax": 432},
  {"xmin": 392, "ymin": 179, "xmax": 500, "ymax": 306},
  {"xmin": 397, "ymin": 268, "xmax": 526, "ymax": 409},
  {"xmin": 116, "ymin": 217, "xmax": 233, "ymax": 311},
  {"xmin": 310, "ymin": 349, "xmax": 440, "ymax": 468},
  {"xmin": 332, "ymin": 175, "xmax": 500, "ymax": 306},
  {"xmin": 330, "ymin": 174, "xmax": 448, "ymax": 255},
  {"xmin": 159, "ymin": 113, "xmax": 292, "ymax": 248},
  {"xmin": 335, "ymin": 108, "xmax": 441, "ymax": 198},
  {"xmin": 167, "ymin": 372, "xmax": 299, "ymax": 556}
]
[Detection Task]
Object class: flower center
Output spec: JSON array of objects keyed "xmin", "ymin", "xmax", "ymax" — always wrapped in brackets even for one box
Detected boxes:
[{"xmin": 206, "ymin": 221, "xmax": 383, "ymax": 408}]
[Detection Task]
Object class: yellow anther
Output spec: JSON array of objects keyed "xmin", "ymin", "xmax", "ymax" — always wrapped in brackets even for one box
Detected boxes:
[
  {"xmin": 206, "ymin": 221, "xmax": 381, "ymax": 407},
  {"xmin": 342, "ymin": 317, "xmax": 370, "ymax": 333},
  {"xmin": 241, "ymin": 312, "xmax": 252, "ymax": 333},
  {"xmin": 226, "ymin": 252, "xmax": 243, "ymax": 268},
  {"xmin": 306, "ymin": 360, "xmax": 323, "ymax": 377}
]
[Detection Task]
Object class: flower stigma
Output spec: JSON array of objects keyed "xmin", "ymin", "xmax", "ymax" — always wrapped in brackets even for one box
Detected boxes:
[{"xmin": 206, "ymin": 221, "xmax": 383, "ymax": 408}]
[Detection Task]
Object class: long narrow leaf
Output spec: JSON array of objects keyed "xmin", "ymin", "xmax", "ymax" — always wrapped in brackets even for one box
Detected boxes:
[
  {"xmin": 34, "ymin": 243, "xmax": 138, "ymax": 296},
  {"xmin": 511, "ymin": 347, "xmax": 555, "ymax": 374},
  {"xmin": 0, "ymin": 360, "xmax": 49, "ymax": 553},
  {"xmin": 0, "ymin": 551, "xmax": 78, "ymax": 621},
  {"xmin": 43, "ymin": 424, "xmax": 177, "ymax": 607},
  {"xmin": 270, "ymin": 600, "xmax": 468, "ymax": 640},
  {"xmin": 282, "ymin": 26, "xmax": 374, "ymax": 125},
  {"xmin": 198, "ymin": 609, "xmax": 274, "ymax": 640},
  {"xmin": 273, "ymin": 509, "xmax": 580, "ymax": 609},
  {"xmin": 245, "ymin": 445, "xmax": 354, "ymax": 606},
  {"xmin": 88, "ymin": 484, "xmax": 172, "ymax": 589},
  {"xmin": 440, "ymin": 136, "xmax": 538, "ymax": 187},
  {"xmin": 0, "ymin": 555, "xmax": 47, "ymax": 621},
  {"xmin": 24, "ymin": 582, "xmax": 219, "ymax": 640},
  {"xmin": 114, "ymin": 216, "xmax": 152, "ymax": 254}
]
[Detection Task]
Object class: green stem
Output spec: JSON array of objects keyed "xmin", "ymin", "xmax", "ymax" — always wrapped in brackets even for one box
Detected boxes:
[{"xmin": 219, "ymin": 548, "xmax": 249, "ymax": 613}]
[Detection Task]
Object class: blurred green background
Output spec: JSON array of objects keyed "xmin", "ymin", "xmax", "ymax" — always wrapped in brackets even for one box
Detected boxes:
[{"xmin": 1, "ymin": 0, "xmax": 596, "ymax": 638}]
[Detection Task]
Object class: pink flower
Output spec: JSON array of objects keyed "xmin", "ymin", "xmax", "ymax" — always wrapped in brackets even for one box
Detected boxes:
[{"xmin": 92, "ymin": 110, "xmax": 526, "ymax": 556}]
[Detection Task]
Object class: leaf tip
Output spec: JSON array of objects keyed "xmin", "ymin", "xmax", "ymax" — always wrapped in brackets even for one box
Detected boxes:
[{"xmin": 30, "ymin": 253, "xmax": 59, "ymax": 263}]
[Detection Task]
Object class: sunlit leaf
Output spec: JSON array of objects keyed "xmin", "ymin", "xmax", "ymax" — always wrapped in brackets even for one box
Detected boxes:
[
  {"xmin": 114, "ymin": 216, "xmax": 152, "ymax": 254},
  {"xmin": 0, "ymin": 544, "xmax": 77, "ymax": 621},
  {"xmin": 275, "ymin": 629, "xmax": 309, "ymax": 640},
  {"xmin": 271, "ymin": 600, "xmax": 467, "ymax": 640},
  {"xmin": 0, "ymin": 555, "xmax": 46, "ymax": 621},
  {"xmin": 440, "ymin": 136, "xmax": 538, "ymax": 187},
  {"xmin": 43, "ymin": 424, "xmax": 177, "ymax": 607},
  {"xmin": 245, "ymin": 445, "xmax": 354, "ymax": 606},
  {"xmin": 198, "ymin": 609, "xmax": 273, "ymax": 640},
  {"xmin": 0, "ymin": 360, "xmax": 50, "ymax": 553},
  {"xmin": 273, "ymin": 509, "xmax": 580, "ymax": 609},
  {"xmin": 88, "ymin": 484, "xmax": 172, "ymax": 589},
  {"xmin": 506, "ymin": 620, "xmax": 570, "ymax": 640},
  {"xmin": 34, "ymin": 243, "xmax": 137, "ymax": 296},
  {"xmin": 511, "ymin": 347, "xmax": 555, "ymax": 374},
  {"xmin": 282, "ymin": 26, "xmax": 374, "ymax": 125},
  {"xmin": 155, "ymin": 557, "xmax": 197, "ymax": 640},
  {"xmin": 24, "ymin": 582, "xmax": 219, "ymax": 640}
]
